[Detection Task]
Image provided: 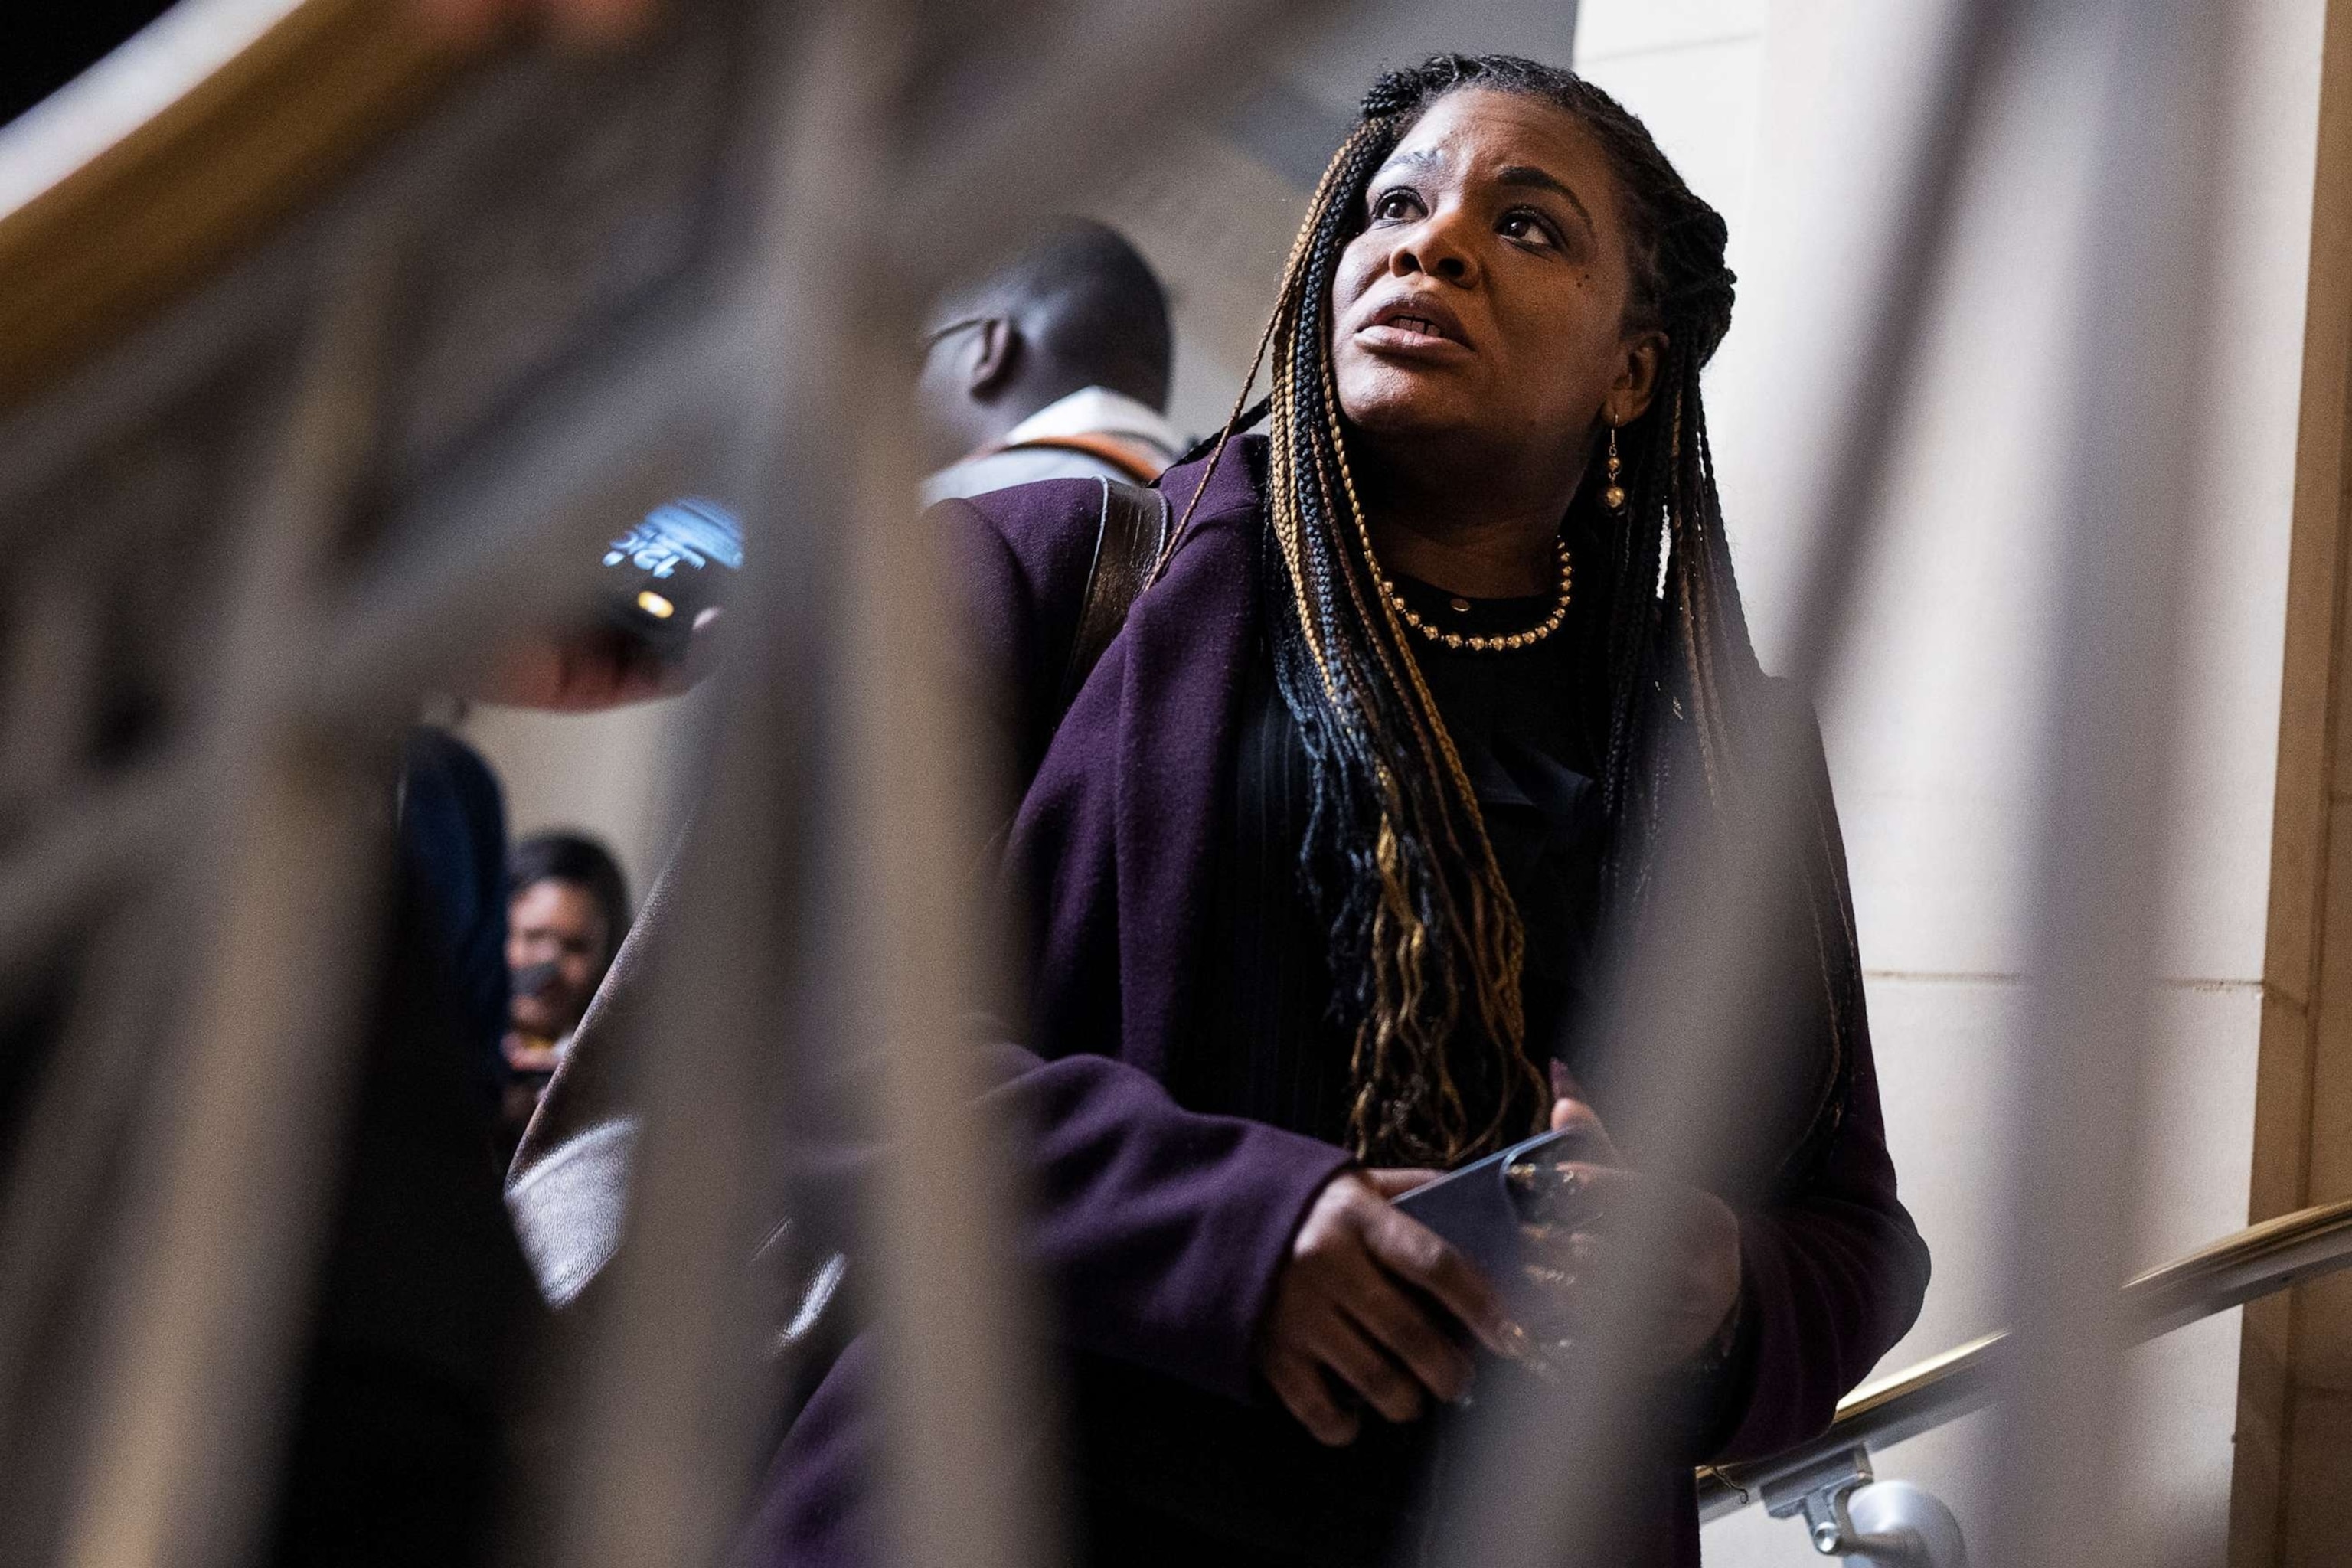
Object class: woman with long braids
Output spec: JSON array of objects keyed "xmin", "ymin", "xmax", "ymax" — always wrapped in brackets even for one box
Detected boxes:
[{"xmin": 727, "ymin": 52, "xmax": 1929, "ymax": 1568}]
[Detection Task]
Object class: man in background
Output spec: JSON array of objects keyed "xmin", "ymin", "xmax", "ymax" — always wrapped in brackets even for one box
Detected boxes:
[
  {"xmin": 918, "ymin": 219, "xmax": 1185, "ymax": 501},
  {"xmin": 500, "ymin": 831, "xmax": 631, "ymax": 1152}
]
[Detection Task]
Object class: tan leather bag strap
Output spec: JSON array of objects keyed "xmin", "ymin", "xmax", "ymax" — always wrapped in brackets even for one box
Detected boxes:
[{"xmin": 992, "ymin": 430, "xmax": 1168, "ymax": 485}]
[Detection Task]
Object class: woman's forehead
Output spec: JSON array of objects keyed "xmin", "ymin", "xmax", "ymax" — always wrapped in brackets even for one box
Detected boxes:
[
  {"xmin": 1383, "ymin": 89, "xmax": 1601, "ymax": 183},
  {"xmin": 513, "ymin": 878, "xmax": 599, "ymax": 924}
]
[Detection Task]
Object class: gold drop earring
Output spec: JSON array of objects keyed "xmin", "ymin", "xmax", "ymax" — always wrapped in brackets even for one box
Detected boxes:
[{"xmin": 1602, "ymin": 422, "xmax": 1627, "ymax": 511}]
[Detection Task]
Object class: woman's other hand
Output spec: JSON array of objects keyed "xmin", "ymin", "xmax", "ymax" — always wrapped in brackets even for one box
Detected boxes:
[
  {"xmin": 1257, "ymin": 1169, "xmax": 1521, "ymax": 1446},
  {"xmin": 1533, "ymin": 1083, "xmax": 1742, "ymax": 1366}
]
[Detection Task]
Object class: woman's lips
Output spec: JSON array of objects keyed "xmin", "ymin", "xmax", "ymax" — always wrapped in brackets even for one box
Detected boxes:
[
  {"xmin": 1356, "ymin": 321, "xmax": 1472, "ymax": 356},
  {"xmin": 1357, "ymin": 299, "xmax": 1472, "ymax": 356}
]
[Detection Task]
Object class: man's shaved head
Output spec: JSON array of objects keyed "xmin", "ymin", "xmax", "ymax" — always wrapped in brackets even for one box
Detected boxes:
[
  {"xmin": 938, "ymin": 220, "xmax": 1173, "ymax": 410},
  {"xmin": 917, "ymin": 220, "xmax": 1174, "ymax": 467}
]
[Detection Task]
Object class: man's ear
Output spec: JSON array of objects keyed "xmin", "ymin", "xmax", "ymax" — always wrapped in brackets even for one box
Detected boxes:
[
  {"xmin": 968, "ymin": 317, "xmax": 1019, "ymax": 398},
  {"xmin": 1604, "ymin": 329, "xmax": 1668, "ymax": 426}
]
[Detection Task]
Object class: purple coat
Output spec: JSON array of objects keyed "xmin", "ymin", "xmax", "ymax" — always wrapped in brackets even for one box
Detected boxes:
[{"xmin": 741, "ymin": 441, "xmax": 1929, "ymax": 1567}]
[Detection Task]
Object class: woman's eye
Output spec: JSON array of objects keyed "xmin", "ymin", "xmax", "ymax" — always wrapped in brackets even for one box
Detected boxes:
[
  {"xmin": 1501, "ymin": 210, "xmax": 1557, "ymax": 247},
  {"xmin": 1372, "ymin": 190, "xmax": 1421, "ymax": 222}
]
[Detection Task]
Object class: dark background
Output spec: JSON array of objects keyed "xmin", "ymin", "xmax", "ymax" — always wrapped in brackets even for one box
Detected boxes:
[{"xmin": 5, "ymin": 3, "xmax": 178, "ymax": 126}]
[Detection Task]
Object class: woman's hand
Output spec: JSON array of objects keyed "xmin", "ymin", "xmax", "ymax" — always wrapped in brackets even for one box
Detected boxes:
[
  {"xmin": 1526, "ymin": 1087, "xmax": 1743, "ymax": 1367},
  {"xmin": 467, "ymin": 611, "xmax": 721, "ymax": 711},
  {"xmin": 1257, "ymin": 1169, "xmax": 1521, "ymax": 1446}
]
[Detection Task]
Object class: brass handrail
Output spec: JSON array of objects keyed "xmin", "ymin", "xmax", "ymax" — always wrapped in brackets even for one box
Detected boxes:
[
  {"xmin": 1697, "ymin": 1195, "xmax": 2352, "ymax": 1519},
  {"xmin": 0, "ymin": 0, "xmax": 472, "ymax": 413}
]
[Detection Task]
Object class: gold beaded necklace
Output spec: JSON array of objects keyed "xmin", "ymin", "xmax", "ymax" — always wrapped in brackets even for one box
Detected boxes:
[{"xmin": 1378, "ymin": 538, "xmax": 1573, "ymax": 653}]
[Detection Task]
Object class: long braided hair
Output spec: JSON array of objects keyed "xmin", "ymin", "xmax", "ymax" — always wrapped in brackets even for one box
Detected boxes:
[{"xmin": 1170, "ymin": 54, "xmax": 1857, "ymax": 1174}]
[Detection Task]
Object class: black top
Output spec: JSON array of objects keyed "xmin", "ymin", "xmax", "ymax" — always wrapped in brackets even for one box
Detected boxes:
[
  {"xmin": 397, "ymin": 727, "xmax": 515, "ymax": 1115},
  {"xmin": 267, "ymin": 729, "xmax": 536, "ymax": 1566},
  {"xmin": 1181, "ymin": 550, "xmax": 1612, "ymax": 1148}
]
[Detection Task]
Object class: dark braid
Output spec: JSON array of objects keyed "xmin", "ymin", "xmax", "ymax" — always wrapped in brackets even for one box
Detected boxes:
[{"xmin": 1168, "ymin": 54, "xmax": 1857, "ymax": 1173}]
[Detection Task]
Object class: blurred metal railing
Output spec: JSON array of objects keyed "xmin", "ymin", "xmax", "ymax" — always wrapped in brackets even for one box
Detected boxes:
[
  {"xmin": 1698, "ymin": 1196, "xmax": 2352, "ymax": 1522},
  {"xmin": 0, "ymin": 2, "xmax": 2252, "ymax": 1567}
]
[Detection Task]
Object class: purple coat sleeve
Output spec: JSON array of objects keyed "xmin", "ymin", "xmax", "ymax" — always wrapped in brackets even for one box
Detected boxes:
[
  {"xmin": 743, "ymin": 1050, "xmax": 1353, "ymax": 1568},
  {"xmin": 774, "ymin": 1040, "xmax": 1348, "ymax": 1400},
  {"xmin": 975, "ymin": 1043, "xmax": 1353, "ymax": 1398},
  {"xmin": 1712, "ymin": 1039, "xmax": 1927, "ymax": 1461}
]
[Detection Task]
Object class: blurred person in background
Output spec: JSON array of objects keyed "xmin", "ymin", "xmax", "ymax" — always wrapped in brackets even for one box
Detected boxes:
[
  {"xmin": 266, "ymin": 721, "xmax": 524, "ymax": 1566},
  {"xmin": 918, "ymin": 219, "xmax": 1184, "ymax": 501},
  {"xmin": 500, "ymin": 831, "xmax": 632, "ymax": 1152},
  {"xmin": 270, "ymin": 539, "xmax": 717, "ymax": 1564},
  {"xmin": 394, "ymin": 727, "xmax": 517, "ymax": 1121}
]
